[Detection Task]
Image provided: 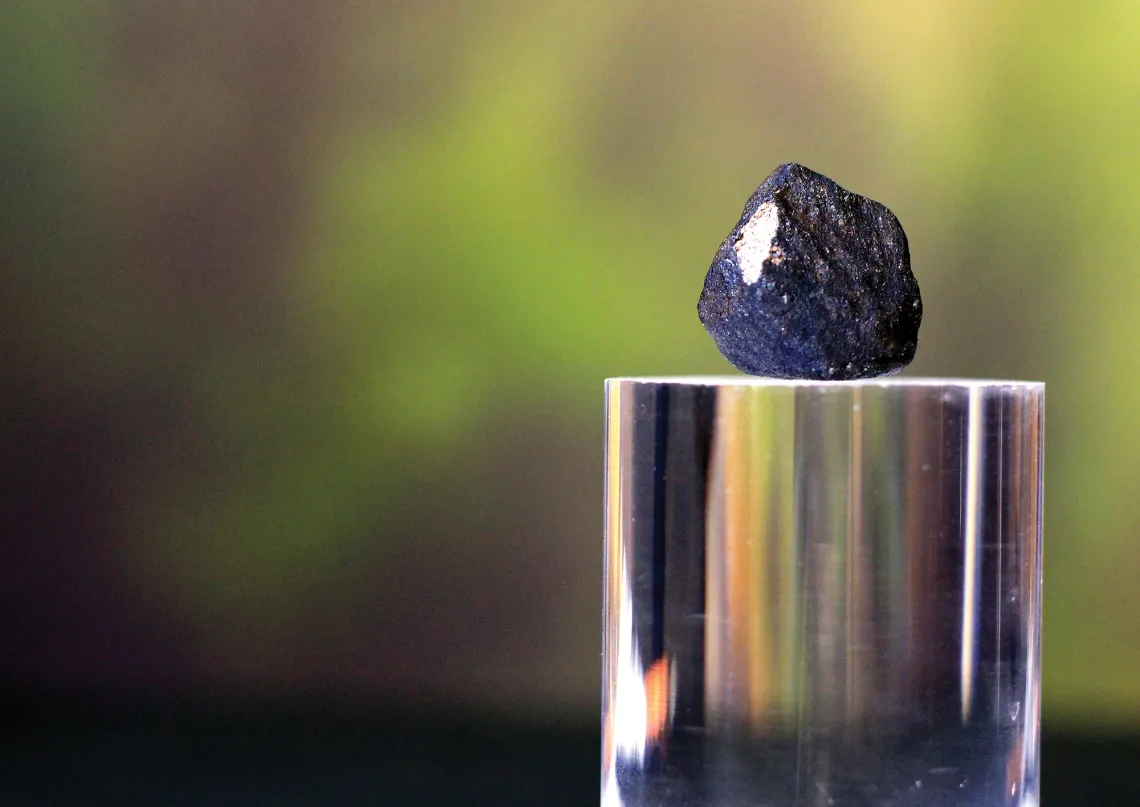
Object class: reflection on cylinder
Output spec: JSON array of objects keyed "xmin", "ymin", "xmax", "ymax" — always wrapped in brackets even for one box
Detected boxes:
[{"xmin": 601, "ymin": 378, "xmax": 1043, "ymax": 807}]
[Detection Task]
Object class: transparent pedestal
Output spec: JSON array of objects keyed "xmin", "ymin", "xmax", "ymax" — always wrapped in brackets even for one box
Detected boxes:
[{"xmin": 602, "ymin": 378, "xmax": 1043, "ymax": 807}]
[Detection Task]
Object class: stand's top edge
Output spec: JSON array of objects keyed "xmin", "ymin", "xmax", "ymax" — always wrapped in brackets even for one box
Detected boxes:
[{"xmin": 606, "ymin": 376, "xmax": 1044, "ymax": 390}]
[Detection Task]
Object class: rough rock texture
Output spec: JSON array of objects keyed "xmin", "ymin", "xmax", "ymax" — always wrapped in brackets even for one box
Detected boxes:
[{"xmin": 698, "ymin": 163, "xmax": 922, "ymax": 379}]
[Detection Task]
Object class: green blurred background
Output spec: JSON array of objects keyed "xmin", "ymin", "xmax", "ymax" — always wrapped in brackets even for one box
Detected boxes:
[{"xmin": 1, "ymin": 0, "xmax": 1137, "ymax": 732}]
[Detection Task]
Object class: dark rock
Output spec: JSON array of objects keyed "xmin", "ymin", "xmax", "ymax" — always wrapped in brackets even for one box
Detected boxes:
[{"xmin": 698, "ymin": 163, "xmax": 922, "ymax": 379}]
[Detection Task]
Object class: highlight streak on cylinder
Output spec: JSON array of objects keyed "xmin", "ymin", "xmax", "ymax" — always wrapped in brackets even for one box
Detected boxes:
[
  {"xmin": 961, "ymin": 386, "xmax": 984, "ymax": 723},
  {"xmin": 1021, "ymin": 393, "xmax": 1045, "ymax": 799},
  {"xmin": 703, "ymin": 389, "xmax": 731, "ymax": 728},
  {"xmin": 603, "ymin": 381, "xmax": 647, "ymax": 806},
  {"xmin": 745, "ymin": 388, "xmax": 774, "ymax": 726},
  {"xmin": 707, "ymin": 388, "xmax": 775, "ymax": 727},
  {"xmin": 846, "ymin": 387, "xmax": 864, "ymax": 722},
  {"xmin": 603, "ymin": 381, "xmax": 625, "ymax": 729},
  {"xmin": 773, "ymin": 395, "xmax": 798, "ymax": 718}
]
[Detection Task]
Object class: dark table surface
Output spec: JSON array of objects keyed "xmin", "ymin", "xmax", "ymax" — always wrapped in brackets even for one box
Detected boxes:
[{"xmin": 0, "ymin": 704, "xmax": 1135, "ymax": 805}]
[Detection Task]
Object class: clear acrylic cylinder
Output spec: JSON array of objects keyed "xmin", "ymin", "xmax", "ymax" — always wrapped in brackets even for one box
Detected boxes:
[{"xmin": 601, "ymin": 378, "xmax": 1044, "ymax": 807}]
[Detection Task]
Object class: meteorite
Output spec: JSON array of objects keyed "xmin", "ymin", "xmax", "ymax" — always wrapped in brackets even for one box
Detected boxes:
[{"xmin": 697, "ymin": 163, "xmax": 922, "ymax": 379}]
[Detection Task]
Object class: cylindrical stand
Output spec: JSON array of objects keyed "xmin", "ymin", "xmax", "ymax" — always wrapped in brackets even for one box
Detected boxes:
[{"xmin": 602, "ymin": 378, "xmax": 1043, "ymax": 807}]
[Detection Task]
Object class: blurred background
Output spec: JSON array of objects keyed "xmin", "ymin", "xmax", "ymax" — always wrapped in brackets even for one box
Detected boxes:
[{"xmin": 2, "ymin": 0, "xmax": 1139, "ymax": 801}]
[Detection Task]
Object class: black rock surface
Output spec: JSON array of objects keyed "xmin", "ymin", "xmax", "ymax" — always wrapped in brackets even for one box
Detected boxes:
[{"xmin": 698, "ymin": 163, "xmax": 922, "ymax": 379}]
